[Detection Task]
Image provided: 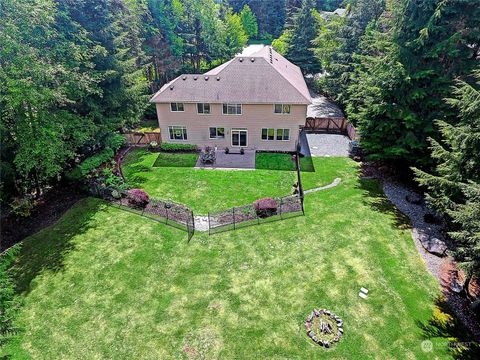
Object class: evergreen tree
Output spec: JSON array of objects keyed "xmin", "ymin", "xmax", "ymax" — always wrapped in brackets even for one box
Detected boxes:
[
  {"xmin": 313, "ymin": 0, "xmax": 384, "ymax": 101},
  {"xmin": 346, "ymin": 20, "xmax": 413, "ymax": 162},
  {"xmin": 249, "ymin": 0, "xmax": 286, "ymax": 38},
  {"xmin": 285, "ymin": 0, "xmax": 302, "ymax": 26},
  {"xmin": 285, "ymin": 0, "xmax": 321, "ymax": 75},
  {"xmin": 414, "ymin": 71, "xmax": 480, "ymax": 276},
  {"xmin": 240, "ymin": 4, "xmax": 258, "ymax": 39},
  {"xmin": 178, "ymin": 0, "xmax": 225, "ymax": 71},
  {"xmin": 144, "ymin": 0, "xmax": 184, "ymax": 91},
  {"xmin": 337, "ymin": 0, "xmax": 479, "ymax": 167}
]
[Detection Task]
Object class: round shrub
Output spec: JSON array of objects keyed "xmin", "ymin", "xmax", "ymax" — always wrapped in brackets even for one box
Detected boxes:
[
  {"xmin": 254, "ymin": 197, "xmax": 278, "ymax": 218},
  {"xmin": 127, "ymin": 189, "xmax": 149, "ymax": 208}
]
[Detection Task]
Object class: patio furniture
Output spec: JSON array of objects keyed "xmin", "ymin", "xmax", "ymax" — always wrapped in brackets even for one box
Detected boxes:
[{"xmin": 200, "ymin": 148, "xmax": 216, "ymax": 164}]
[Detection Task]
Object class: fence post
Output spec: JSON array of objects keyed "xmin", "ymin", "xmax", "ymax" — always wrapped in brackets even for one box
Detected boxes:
[
  {"xmin": 190, "ymin": 210, "xmax": 194, "ymax": 234},
  {"xmin": 233, "ymin": 207, "xmax": 236, "ymax": 230},
  {"xmin": 279, "ymin": 198, "xmax": 283, "ymax": 220},
  {"xmin": 165, "ymin": 206, "xmax": 169, "ymax": 225},
  {"xmin": 208, "ymin": 212, "xmax": 211, "ymax": 235}
]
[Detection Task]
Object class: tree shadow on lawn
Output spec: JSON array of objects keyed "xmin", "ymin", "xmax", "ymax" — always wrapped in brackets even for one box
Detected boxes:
[
  {"xmin": 356, "ymin": 178, "xmax": 411, "ymax": 230},
  {"xmin": 10, "ymin": 198, "xmax": 106, "ymax": 296},
  {"xmin": 417, "ymin": 296, "xmax": 480, "ymax": 359}
]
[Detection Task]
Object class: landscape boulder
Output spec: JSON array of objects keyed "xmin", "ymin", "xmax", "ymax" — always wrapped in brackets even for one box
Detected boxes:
[{"xmin": 420, "ymin": 235, "xmax": 447, "ymax": 256}]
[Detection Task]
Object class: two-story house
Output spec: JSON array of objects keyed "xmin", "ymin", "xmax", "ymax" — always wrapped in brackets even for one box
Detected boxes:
[{"xmin": 150, "ymin": 46, "xmax": 311, "ymax": 152}]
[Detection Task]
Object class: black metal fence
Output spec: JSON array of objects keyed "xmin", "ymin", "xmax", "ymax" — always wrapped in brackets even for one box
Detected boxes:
[
  {"xmin": 295, "ymin": 140, "xmax": 305, "ymax": 201},
  {"xmin": 90, "ymin": 184, "xmax": 195, "ymax": 241},
  {"xmin": 208, "ymin": 195, "xmax": 304, "ymax": 235}
]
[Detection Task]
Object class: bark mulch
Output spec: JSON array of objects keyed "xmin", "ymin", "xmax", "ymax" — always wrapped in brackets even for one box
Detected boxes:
[{"xmin": 1, "ymin": 184, "xmax": 85, "ymax": 252}]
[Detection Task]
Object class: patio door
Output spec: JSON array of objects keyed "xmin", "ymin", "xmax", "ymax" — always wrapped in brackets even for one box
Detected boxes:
[{"xmin": 231, "ymin": 129, "xmax": 247, "ymax": 147}]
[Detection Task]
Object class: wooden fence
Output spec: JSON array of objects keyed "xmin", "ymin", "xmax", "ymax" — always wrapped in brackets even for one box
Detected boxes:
[
  {"xmin": 304, "ymin": 117, "xmax": 359, "ymax": 140},
  {"xmin": 124, "ymin": 132, "xmax": 161, "ymax": 146}
]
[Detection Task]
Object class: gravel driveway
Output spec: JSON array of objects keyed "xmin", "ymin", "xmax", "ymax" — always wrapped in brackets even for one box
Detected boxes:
[{"xmin": 305, "ymin": 133, "xmax": 351, "ymax": 156}]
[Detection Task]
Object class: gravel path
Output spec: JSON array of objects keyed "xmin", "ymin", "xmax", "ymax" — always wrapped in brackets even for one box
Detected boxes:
[
  {"xmin": 194, "ymin": 216, "xmax": 209, "ymax": 232},
  {"xmin": 304, "ymin": 178, "xmax": 341, "ymax": 194},
  {"xmin": 382, "ymin": 181, "xmax": 446, "ymax": 279}
]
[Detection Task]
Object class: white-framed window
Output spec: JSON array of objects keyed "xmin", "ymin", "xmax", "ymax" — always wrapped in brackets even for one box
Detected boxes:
[
  {"xmin": 222, "ymin": 103, "xmax": 242, "ymax": 115},
  {"xmin": 209, "ymin": 127, "xmax": 225, "ymax": 139},
  {"xmin": 274, "ymin": 104, "xmax": 291, "ymax": 114},
  {"xmin": 261, "ymin": 128, "xmax": 275, "ymax": 141},
  {"xmin": 262, "ymin": 128, "xmax": 290, "ymax": 141},
  {"xmin": 170, "ymin": 102, "xmax": 184, "ymax": 112},
  {"xmin": 168, "ymin": 126, "xmax": 187, "ymax": 140},
  {"xmin": 197, "ymin": 103, "xmax": 211, "ymax": 114},
  {"xmin": 276, "ymin": 128, "xmax": 290, "ymax": 141}
]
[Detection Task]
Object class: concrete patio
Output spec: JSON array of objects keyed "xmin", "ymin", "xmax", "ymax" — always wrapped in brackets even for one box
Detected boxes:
[{"xmin": 195, "ymin": 149, "xmax": 256, "ymax": 169}]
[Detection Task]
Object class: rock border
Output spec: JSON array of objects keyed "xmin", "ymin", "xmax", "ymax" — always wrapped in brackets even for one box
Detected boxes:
[{"xmin": 305, "ymin": 308, "xmax": 344, "ymax": 348}]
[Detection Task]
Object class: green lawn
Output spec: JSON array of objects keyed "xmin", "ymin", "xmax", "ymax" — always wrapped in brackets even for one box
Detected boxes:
[
  {"xmin": 152, "ymin": 152, "xmax": 198, "ymax": 168},
  {"xmin": 255, "ymin": 152, "xmax": 297, "ymax": 171},
  {"xmin": 3, "ymin": 156, "xmax": 462, "ymax": 359}
]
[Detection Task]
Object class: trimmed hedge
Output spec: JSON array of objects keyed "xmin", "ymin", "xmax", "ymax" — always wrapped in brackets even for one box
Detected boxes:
[{"xmin": 160, "ymin": 143, "xmax": 198, "ymax": 152}]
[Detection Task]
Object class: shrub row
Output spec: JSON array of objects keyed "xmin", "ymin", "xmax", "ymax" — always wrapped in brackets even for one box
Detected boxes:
[
  {"xmin": 66, "ymin": 134, "xmax": 126, "ymax": 181},
  {"xmin": 66, "ymin": 147, "xmax": 114, "ymax": 181},
  {"xmin": 159, "ymin": 143, "xmax": 198, "ymax": 152}
]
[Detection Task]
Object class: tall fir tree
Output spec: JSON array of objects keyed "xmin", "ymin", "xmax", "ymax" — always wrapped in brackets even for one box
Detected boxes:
[
  {"xmin": 285, "ymin": 0, "xmax": 321, "ymax": 75},
  {"xmin": 414, "ymin": 70, "xmax": 480, "ymax": 277},
  {"xmin": 341, "ymin": 0, "xmax": 479, "ymax": 167}
]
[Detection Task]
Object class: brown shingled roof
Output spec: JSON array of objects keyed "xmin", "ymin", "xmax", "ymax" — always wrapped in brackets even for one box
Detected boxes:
[{"xmin": 150, "ymin": 46, "xmax": 311, "ymax": 105}]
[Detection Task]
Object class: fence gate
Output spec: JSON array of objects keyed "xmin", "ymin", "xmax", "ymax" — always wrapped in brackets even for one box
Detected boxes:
[{"xmin": 124, "ymin": 132, "xmax": 161, "ymax": 146}]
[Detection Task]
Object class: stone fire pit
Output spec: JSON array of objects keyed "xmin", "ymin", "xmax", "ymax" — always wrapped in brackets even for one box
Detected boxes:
[{"xmin": 305, "ymin": 309, "xmax": 343, "ymax": 348}]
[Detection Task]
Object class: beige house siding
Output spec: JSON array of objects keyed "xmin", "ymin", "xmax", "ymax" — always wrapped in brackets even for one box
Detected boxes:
[{"xmin": 156, "ymin": 103, "xmax": 307, "ymax": 152}]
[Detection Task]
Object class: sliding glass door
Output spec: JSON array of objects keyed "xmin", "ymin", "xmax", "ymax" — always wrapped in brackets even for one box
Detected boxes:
[{"xmin": 231, "ymin": 129, "xmax": 247, "ymax": 147}]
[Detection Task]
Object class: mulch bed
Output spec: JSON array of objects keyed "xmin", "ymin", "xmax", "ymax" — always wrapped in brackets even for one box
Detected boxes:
[{"xmin": 1, "ymin": 184, "xmax": 85, "ymax": 252}]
